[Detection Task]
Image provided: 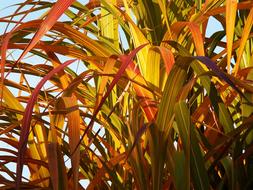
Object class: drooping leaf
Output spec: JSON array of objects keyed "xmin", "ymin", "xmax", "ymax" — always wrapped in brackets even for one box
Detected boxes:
[
  {"xmin": 16, "ymin": 59, "xmax": 76, "ymax": 189},
  {"xmin": 14, "ymin": 0, "xmax": 76, "ymax": 65},
  {"xmin": 195, "ymin": 56, "xmax": 248, "ymax": 101}
]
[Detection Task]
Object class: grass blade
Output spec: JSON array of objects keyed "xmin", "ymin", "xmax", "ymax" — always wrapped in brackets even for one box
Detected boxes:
[
  {"xmin": 14, "ymin": 0, "xmax": 75, "ymax": 65},
  {"xmin": 233, "ymin": 7, "xmax": 253, "ymax": 75},
  {"xmin": 226, "ymin": 0, "xmax": 237, "ymax": 72},
  {"xmin": 175, "ymin": 101, "xmax": 210, "ymax": 190},
  {"xmin": 16, "ymin": 59, "xmax": 76, "ymax": 189}
]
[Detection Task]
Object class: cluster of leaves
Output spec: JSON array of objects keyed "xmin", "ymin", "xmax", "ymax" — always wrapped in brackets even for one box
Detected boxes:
[{"xmin": 1, "ymin": 0, "xmax": 253, "ymax": 189}]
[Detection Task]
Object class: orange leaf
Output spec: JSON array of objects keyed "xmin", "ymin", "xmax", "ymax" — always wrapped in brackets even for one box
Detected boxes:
[
  {"xmin": 47, "ymin": 143, "xmax": 59, "ymax": 190},
  {"xmin": 233, "ymin": 7, "xmax": 253, "ymax": 75},
  {"xmin": 226, "ymin": 0, "xmax": 237, "ymax": 73},
  {"xmin": 15, "ymin": 0, "xmax": 75, "ymax": 65},
  {"xmin": 64, "ymin": 96, "xmax": 80, "ymax": 190},
  {"xmin": 171, "ymin": 22, "xmax": 205, "ymax": 56},
  {"xmin": 97, "ymin": 56, "xmax": 117, "ymax": 106},
  {"xmin": 87, "ymin": 153, "xmax": 126, "ymax": 190},
  {"xmin": 206, "ymin": 1, "xmax": 252, "ymax": 16},
  {"xmin": 154, "ymin": 46, "xmax": 175, "ymax": 74}
]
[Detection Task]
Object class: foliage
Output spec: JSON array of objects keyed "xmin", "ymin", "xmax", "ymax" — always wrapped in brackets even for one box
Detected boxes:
[{"xmin": 0, "ymin": 0, "xmax": 253, "ymax": 189}]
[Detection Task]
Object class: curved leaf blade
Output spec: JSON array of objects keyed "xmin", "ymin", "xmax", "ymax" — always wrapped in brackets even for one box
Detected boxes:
[{"xmin": 16, "ymin": 59, "xmax": 76, "ymax": 189}]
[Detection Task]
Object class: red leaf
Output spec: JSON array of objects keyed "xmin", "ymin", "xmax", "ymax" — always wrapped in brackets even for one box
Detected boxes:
[{"xmin": 16, "ymin": 59, "xmax": 76, "ymax": 189}]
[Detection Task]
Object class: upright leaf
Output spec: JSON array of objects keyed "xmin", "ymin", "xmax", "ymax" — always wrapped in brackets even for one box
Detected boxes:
[
  {"xmin": 234, "ymin": 7, "xmax": 253, "ymax": 75},
  {"xmin": 175, "ymin": 101, "xmax": 210, "ymax": 190},
  {"xmin": 226, "ymin": 0, "xmax": 237, "ymax": 72}
]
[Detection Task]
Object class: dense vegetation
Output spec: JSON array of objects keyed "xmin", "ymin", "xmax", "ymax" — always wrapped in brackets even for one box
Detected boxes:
[{"xmin": 1, "ymin": 0, "xmax": 253, "ymax": 189}]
